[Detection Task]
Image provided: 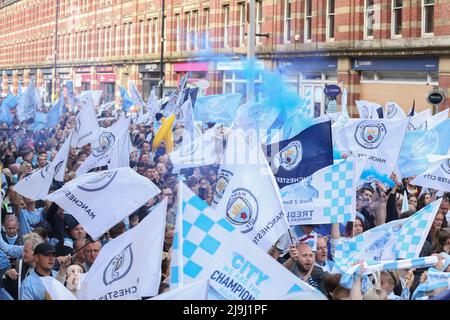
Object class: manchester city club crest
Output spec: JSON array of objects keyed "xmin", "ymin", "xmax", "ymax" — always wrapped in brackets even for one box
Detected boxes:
[
  {"xmin": 226, "ymin": 188, "xmax": 258, "ymax": 234},
  {"xmin": 248, "ymin": 103, "xmax": 264, "ymax": 119},
  {"xmin": 77, "ymin": 171, "xmax": 118, "ymax": 192},
  {"xmin": 274, "ymin": 141, "xmax": 303, "ymax": 171},
  {"xmin": 213, "ymin": 169, "xmax": 233, "ymax": 204},
  {"xmin": 441, "ymin": 158, "xmax": 450, "ymax": 174},
  {"xmin": 354, "ymin": 122, "xmax": 386, "ymax": 149},
  {"xmin": 409, "ymin": 129, "xmax": 439, "ymax": 160},
  {"xmin": 103, "ymin": 243, "xmax": 133, "ymax": 286},
  {"xmin": 92, "ymin": 132, "xmax": 116, "ymax": 157}
]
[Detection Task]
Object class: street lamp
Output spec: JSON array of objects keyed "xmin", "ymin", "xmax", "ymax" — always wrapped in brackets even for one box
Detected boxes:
[{"xmin": 159, "ymin": 0, "xmax": 166, "ymax": 99}]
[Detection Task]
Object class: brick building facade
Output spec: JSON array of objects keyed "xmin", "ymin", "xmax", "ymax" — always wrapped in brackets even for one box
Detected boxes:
[{"xmin": 0, "ymin": 0, "xmax": 449, "ymax": 115}]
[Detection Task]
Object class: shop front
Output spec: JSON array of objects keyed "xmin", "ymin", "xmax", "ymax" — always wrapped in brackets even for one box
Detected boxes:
[
  {"xmin": 173, "ymin": 62, "xmax": 209, "ymax": 96},
  {"xmin": 278, "ymin": 57, "xmax": 338, "ymax": 117},
  {"xmin": 75, "ymin": 67, "xmax": 92, "ymax": 91},
  {"xmin": 353, "ymin": 56, "xmax": 439, "ymax": 112},
  {"xmin": 96, "ymin": 66, "xmax": 116, "ymax": 103},
  {"xmin": 138, "ymin": 64, "xmax": 161, "ymax": 101}
]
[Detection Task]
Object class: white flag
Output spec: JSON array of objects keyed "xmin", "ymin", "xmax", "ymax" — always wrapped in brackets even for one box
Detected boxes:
[
  {"xmin": 408, "ymin": 108, "xmax": 432, "ymax": 131},
  {"xmin": 71, "ymin": 97, "xmax": 101, "ymax": 148},
  {"xmin": 280, "ymin": 157, "xmax": 356, "ymax": 225},
  {"xmin": 76, "ymin": 117, "xmax": 130, "ymax": 176},
  {"xmin": 169, "ymin": 125, "xmax": 221, "ymax": 172},
  {"xmin": 108, "ymin": 120, "xmax": 133, "ymax": 170},
  {"xmin": 385, "ymin": 102, "xmax": 406, "ymax": 120},
  {"xmin": 14, "ymin": 164, "xmax": 54, "ymax": 200},
  {"xmin": 337, "ymin": 118, "xmax": 409, "ymax": 185},
  {"xmin": 170, "ymin": 184, "xmax": 326, "ymax": 300},
  {"xmin": 215, "ymin": 141, "xmax": 289, "ymax": 251},
  {"xmin": 411, "ymin": 156, "xmax": 450, "ymax": 192},
  {"xmin": 426, "ymin": 108, "xmax": 449, "ymax": 129},
  {"xmin": 45, "ymin": 167, "xmax": 160, "ymax": 239},
  {"xmin": 52, "ymin": 133, "xmax": 73, "ymax": 182},
  {"xmin": 356, "ymin": 100, "xmax": 381, "ymax": 119},
  {"xmin": 77, "ymin": 90, "xmax": 103, "ymax": 107},
  {"xmin": 40, "ymin": 276, "xmax": 76, "ymax": 300},
  {"xmin": 78, "ymin": 199, "xmax": 167, "ymax": 300},
  {"xmin": 151, "ymin": 279, "xmax": 209, "ymax": 300}
]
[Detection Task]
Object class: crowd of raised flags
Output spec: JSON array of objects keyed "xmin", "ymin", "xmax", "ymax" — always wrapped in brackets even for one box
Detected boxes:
[{"xmin": 0, "ymin": 63, "xmax": 449, "ymax": 301}]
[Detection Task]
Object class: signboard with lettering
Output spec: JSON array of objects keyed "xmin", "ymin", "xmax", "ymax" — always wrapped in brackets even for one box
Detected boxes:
[
  {"xmin": 426, "ymin": 89, "xmax": 445, "ymax": 106},
  {"xmin": 324, "ymin": 84, "xmax": 341, "ymax": 98}
]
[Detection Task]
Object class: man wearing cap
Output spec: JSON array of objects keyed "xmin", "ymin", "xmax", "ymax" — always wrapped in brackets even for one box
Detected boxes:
[{"xmin": 20, "ymin": 243, "xmax": 70, "ymax": 300}]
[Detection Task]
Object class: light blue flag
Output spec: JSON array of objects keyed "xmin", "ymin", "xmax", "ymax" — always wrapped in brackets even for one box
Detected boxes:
[
  {"xmin": 128, "ymin": 80, "xmax": 145, "ymax": 107},
  {"xmin": 29, "ymin": 111, "xmax": 48, "ymax": 131},
  {"xmin": 18, "ymin": 81, "xmax": 23, "ymax": 96},
  {"xmin": 119, "ymin": 86, "xmax": 134, "ymax": 112},
  {"xmin": 170, "ymin": 183, "xmax": 327, "ymax": 300},
  {"xmin": 194, "ymin": 93, "xmax": 242, "ymax": 126},
  {"xmin": 412, "ymin": 267, "xmax": 450, "ymax": 300},
  {"xmin": 46, "ymin": 96, "xmax": 64, "ymax": 128},
  {"xmin": 0, "ymin": 94, "xmax": 16, "ymax": 126},
  {"xmin": 398, "ymin": 119, "xmax": 450, "ymax": 178},
  {"xmin": 16, "ymin": 78, "xmax": 38, "ymax": 122},
  {"xmin": 334, "ymin": 199, "xmax": 442, "ymax": 266},
  {"xmin": 66, "ymin": 80, "xmax": 75, "ymax": 110}
]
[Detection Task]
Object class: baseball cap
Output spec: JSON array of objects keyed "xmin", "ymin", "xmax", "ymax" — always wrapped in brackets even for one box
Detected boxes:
[{"xmin": 34, "ymin": 243, "xmax": 56, "ymax": 256}]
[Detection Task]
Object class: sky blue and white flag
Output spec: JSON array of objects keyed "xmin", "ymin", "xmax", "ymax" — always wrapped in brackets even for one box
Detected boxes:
[
  {"xmin": 16, "ymin": 78, "xmax": 38, "ymax": 122},
  {"xmin": 280, "ymin": 157, "xmax": 356, "ymax": 225},
  {"xmin": 336, "ymin": 118, "xmax": 409, "ymax": 187},
  {"xmin": 408, "ymin": 108, "xmax": 432, "ymax": 131},
  {"xmin": 46, "ymin": 167, "xmax": 160, "ymax": 240},
  {"xmin": 194, "ymin": 93, "xmax": 242, "ymax": 126},
  {"xmin": 71, "ymin": 96, "xmax": 101, "ymax": 148},
  {"xmin": 78, "ymin": 198, "xmax": 166, "ymax": 300},
  {"xmin": 340, "ymin": 255, "xmax": 439, "ymax": 289},
  {"xmin": 128, "ymin": 80, "xmax": 145, "ymax": 108},
  {"xmin": 264, "ymin": 120, "xmax": 333, "ymax": 189},
  {"xmin": 411, "ymin": 156, "xmax": 450, "ymax": 193},
  {"xmin": 76, "ymin": 116, "xmax": 130, "ymax": 176},
  {"xmin": 46, "ymin": 95, "xmax": 65, "ymax": 128},
  {"xmin": 215, "ymin": 142, "xmax": 289, "ymax": 251},
  {"xmin": 29, "ymin": 111, "xmax": 48, "ymax": 132},
  {"xmin": 412, "ymin": 268, "xmax": 450, "ymax": 300},
  {"xmin": 170, "ymin": 184, "xmax": 326, "ymax": 300},
  {"xmin": 385, "ymin": 102, "xmax": 406, "ymax": 120},
  {"xmin": 76, "ymin": 90, "xmax": 103, "ymax": 108},
  {"xmin": 120, "ymin": 86, "xmax": 134, "ymax": 112},
  {"xmin": 334, "ymin": 199, "xmax": 442, "ymax": 265},
  {"xmin": 356, "ymin": 100, "xmax": 381, "ymax": 119},
  {"xmin": 398, "ymin": 119, "xmax": 450, "ymax": 178}
]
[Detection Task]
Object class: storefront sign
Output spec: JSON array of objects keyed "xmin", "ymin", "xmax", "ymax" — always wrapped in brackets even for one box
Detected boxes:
[
  {"xmin": 173, "ymin": 62, "xmax": 209, "ymax": 72},
  {"xmin": 278, "ymin": 58, "xmax": 337, "ymax": 72},
  {"xmin": 217, "ymin": 61, "xmax": 265, "ymax": 71},
  {"xmin": 426, "ymin": 89, "xmax": 445, "ymax": 105},
  {"xmin": 324, "ymin": 84, "xmax": 341, "ymax": 98},
  {"xmin": 97, "ymin": 74, "xmax": 116, "ymax": 83},
  {"xmin": 96, "ymin": 66, "xmax": 114, "ymax": 73},
  {"xmin": 138, "ymin": 64, "xmax": 161, "ymax": 73},
  {"xmin": 75, "ymin": 67, "xmax": 91, "ymax": 73},
  {"xmin": 80, "ymin": 74, "xmax": 92, "ymax": 83},
  {"xmin": 352, "ymin": 57, "xmax": 438, "ymax": 71}
]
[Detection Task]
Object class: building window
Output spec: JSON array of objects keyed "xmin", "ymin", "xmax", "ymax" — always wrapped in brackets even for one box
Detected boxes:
[
  {"xmin": 327, "ymin": 0, "xmax": 335, "ymax": 40},
  {"xmin": 124, "ymin": 23, "xmax": 129, "ymax": 55},
  {"xmin": 202, "ymin": 8, "xmax": 210, "ymax": 49},
  {"xmin": 392, "ymin": 0, "xmax": 402, "ymax": 37},
  {"xmin": 422, "ymin": 0, "xmax": 434, "ymax": 35},
  {"xmin": 148, "ymin": 19, "xmax": 153, "ymax": 54},
  {"xmin": 140, "ymin": 20, "xmax": 144, "ymax": 55},
  {"xmin": 364, "ymin": 0, "xmax": 375, "ymax": 39},
  {"xmin": 223, "ymin": 5, "xmax": 230, "ymax": 48},
  {"xmin": 175, "ymin": 14, "xmax": 181, "ymax": 52},
  {"xmin": 283, "ymin": 0, "xmax": 292, "ymax": 43},
  {"xmin": 153, "ymin": 18, "xmax": 158, "ymax": 53},
  {"xmin": 193, "ymin": 11, "xmax": 198, "ymax": 50},
  {"xmin": 185, "ymin": 12, "xmax": 191, "ymax": 50},
  {"xmin": 239, "ymin": 2, "xmax": 246, "ymax": 47},
  {"xmin": 360, "ymin": 71, "xmax": 438, "ymax": 84},
  {"xmin": 256, "ymin": 0, "xmax": 263, "ymax": 45},
  {"xmin": 304, "ymin": 0, "xmax": 312, "ymax": 42},
  {"xmin": 223, "ymin": 71, "xmax": 263, "ymax": 100}
]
